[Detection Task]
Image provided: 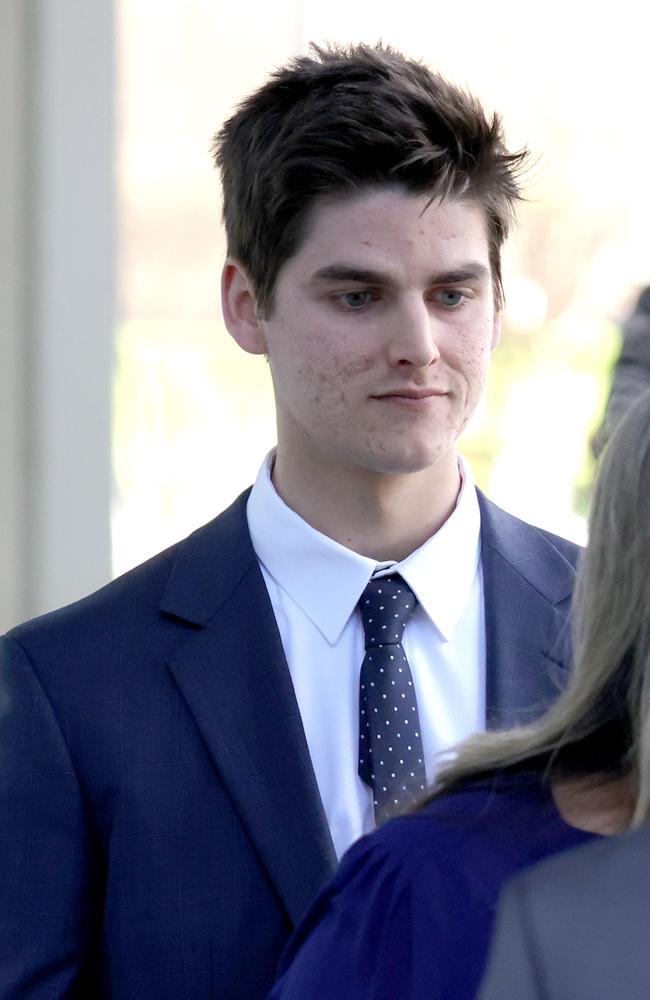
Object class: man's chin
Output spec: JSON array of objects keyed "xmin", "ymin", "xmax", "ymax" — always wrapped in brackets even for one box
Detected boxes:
[{"xmin": 355, "ymin": 445, "xmax": 456, "ymax": 478}]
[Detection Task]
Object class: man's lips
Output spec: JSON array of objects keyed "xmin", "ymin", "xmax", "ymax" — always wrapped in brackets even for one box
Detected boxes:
[{"xmin": 371, "ymin": 388, "xmax": 448, "ymax": 400}]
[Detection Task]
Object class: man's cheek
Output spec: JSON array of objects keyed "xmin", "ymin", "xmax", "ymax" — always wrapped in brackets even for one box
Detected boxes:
[{"xmin": 332, "ymin": 350, "xmax": 375, "ymax": 381}]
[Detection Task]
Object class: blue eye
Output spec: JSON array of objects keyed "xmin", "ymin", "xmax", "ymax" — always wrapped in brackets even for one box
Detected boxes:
[
  {"xmin": 339, "ymin": 290, "xmax": 373, "ymax": 310},
  {"xmin": 437, "ymin": 290, "xmax": 465, "ymax": 308}
]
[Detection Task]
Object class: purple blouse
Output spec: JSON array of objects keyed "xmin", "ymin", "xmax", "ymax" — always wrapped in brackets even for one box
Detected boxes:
[{"xmin": 269, "ymin": 771, "xmax": 600, "ymax": 1000}]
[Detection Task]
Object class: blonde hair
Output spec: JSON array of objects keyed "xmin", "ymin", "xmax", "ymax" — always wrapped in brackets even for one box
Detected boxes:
[{"xmin": 431, "ymin": 388, "xmax": 650, "ymax": 828}]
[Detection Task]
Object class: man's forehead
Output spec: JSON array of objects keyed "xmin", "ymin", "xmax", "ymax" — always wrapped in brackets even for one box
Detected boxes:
[
  {"xmin": 296, "ymin": 186, "xmax": 489, "ymax": 250},
  {"xmin": 285, "ymin": 188, "xmax": 491, "ymax": 284}
]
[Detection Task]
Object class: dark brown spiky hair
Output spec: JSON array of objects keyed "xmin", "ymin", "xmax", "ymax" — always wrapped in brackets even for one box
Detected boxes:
[{"xmin": 212, "ymin": 43, "xmax": 528, "ymax": 316}]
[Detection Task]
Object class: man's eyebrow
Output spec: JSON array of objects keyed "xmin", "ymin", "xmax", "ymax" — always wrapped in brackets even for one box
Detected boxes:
[
  {"xmin": 309, "ymin": 262, "xmax": 491, "ymax": 286},
  {"xmin": 432, "ymin": 263, "xmax": 491, "ymax": 284},
  {"xmin": 309, "ymin": 264, "xmax": 393, "ymax": 286}
]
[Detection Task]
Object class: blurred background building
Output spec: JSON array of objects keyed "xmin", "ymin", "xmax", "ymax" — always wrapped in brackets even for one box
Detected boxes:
[{"xmin": 2, "ymin": 0, "xmax": 649, "ymax": 631}]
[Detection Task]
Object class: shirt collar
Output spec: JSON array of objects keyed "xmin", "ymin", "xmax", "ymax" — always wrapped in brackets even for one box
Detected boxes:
[
  {"xmin": 396, "ymin": 455, "xmax": 481, "ymax": 640},
  {"xmin": 246, "ymin": 451, "xmax": 481, "ymax": 645}
]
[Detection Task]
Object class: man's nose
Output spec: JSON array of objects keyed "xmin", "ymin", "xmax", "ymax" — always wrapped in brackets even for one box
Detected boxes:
[{"xmin": 387, "ymin": 300, "xmax": 441, "ymax": 370}]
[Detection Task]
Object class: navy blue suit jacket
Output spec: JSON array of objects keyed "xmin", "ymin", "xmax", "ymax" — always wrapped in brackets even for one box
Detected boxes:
[{"xmin": 0, "ymin": 489, "xmax": 578, "ymax": 999}]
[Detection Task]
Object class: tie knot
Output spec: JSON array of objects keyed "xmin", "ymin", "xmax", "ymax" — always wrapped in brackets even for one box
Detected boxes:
[{"xmin": 358, "ymin": 574, "xmax": 418, "ymax": 649}]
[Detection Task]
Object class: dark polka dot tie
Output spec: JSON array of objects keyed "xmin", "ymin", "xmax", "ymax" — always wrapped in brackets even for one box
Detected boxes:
[{"xmin": 357, "ymin": 573, "xmax": 427, "ymax": 822}]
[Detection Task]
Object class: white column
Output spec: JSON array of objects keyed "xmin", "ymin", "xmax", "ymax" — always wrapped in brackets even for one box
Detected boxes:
[
  {"xmin": 0, "ymin": 0, "xmax": 115, "ymax": 629},
  {"xmin": 0, "ymin": 0, "xmax": 31, "ymax": 631}
]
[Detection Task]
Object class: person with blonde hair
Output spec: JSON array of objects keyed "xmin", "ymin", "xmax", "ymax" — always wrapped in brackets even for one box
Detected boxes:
[{"xmin": 270, "ymin": 387, "xmax": 650, "ymax": 1000}]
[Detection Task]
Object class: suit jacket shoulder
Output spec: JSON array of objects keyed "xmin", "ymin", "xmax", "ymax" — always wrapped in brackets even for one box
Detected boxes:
[
  {"xmin": 2, "ymin": 488, "xmax": 336, "ymax": 1000},
  {"xmin": 478, "ymin": 490, "xmax": 580, "ymax": 573},
  {"xmin": 476, "ymin": 491, "xmax": 580, "ymax": 728},
  {"xmin": 9, "ymin": 487, "xmax": 257, "ymax": 645}
]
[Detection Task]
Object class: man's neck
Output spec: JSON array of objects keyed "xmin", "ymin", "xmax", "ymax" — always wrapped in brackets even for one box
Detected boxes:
[{"xmin": 271, "ymin": 448, "xmax": 462, "ymax": 562}]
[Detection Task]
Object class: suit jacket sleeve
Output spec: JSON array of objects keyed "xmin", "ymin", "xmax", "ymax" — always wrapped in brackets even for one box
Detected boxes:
[
  {"xmin": 477, "ymin": 878, "xmax": 546, "ymax": 1000},
  {"xmin": 0, "ymin": 635, "xmax": 101, "ymax": 997}
]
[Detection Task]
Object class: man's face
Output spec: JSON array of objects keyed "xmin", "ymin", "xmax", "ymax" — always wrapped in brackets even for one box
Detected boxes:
[{"xmin": 257, "ymin": 187, "xmax": 500, "ymax": 478}]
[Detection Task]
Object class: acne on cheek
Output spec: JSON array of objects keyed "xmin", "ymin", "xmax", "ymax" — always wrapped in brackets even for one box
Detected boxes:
[
  {"xmin": 453, "ymin": 336, "xmax": 490, "ymax": 369},
  {"xmin": 305, "ymin": 368, "xmax": 350, "ymax": 419},
  {"xmin": 305, "ymin": 350, "xmax": 374, "ymax": 388},
  {"xmin": 334, "ymin": 350, "xmax": 375, "ymax": 379},
  {"xmin": 300, "ymin": 326, "xmax": 374, "ymax": 378}
]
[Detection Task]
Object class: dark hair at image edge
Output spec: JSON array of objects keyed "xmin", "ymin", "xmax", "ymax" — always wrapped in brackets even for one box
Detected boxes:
[{"xmin": 212, "ymin": 42, "xmax": 529, "ymax": 316}]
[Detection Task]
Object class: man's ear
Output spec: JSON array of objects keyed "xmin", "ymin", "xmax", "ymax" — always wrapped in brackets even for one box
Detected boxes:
[
  {"xmin": 490, "ymin": 309, "xmax": 502, "ymax": 351},
  {"xmin": 221, "ymin": 258, "xmax": 268, "ymax": 355}
]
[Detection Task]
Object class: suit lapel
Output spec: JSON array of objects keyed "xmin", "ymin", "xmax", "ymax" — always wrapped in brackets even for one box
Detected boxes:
[
  {"xmin": 477, "ymin": 492, "xmax": 577, "ymax": 730},
  {"xmin": 158, "ymin": 486, "xmax": 577, "ymax": 919},
  {"xmin": 161, "ymin": 492, "xmax": 337, "ymax": 926}
]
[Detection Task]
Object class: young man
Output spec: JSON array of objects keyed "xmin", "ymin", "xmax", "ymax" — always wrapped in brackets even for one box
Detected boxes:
[{"xmin": 0, "ymin": 44, "xmax": 579, "ymax": 1000}]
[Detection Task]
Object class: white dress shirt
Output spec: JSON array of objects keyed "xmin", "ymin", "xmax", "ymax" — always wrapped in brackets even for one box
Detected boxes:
[{"xmin": 246, "ymin": 453, "xmax": 485, "ymax": 858}]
